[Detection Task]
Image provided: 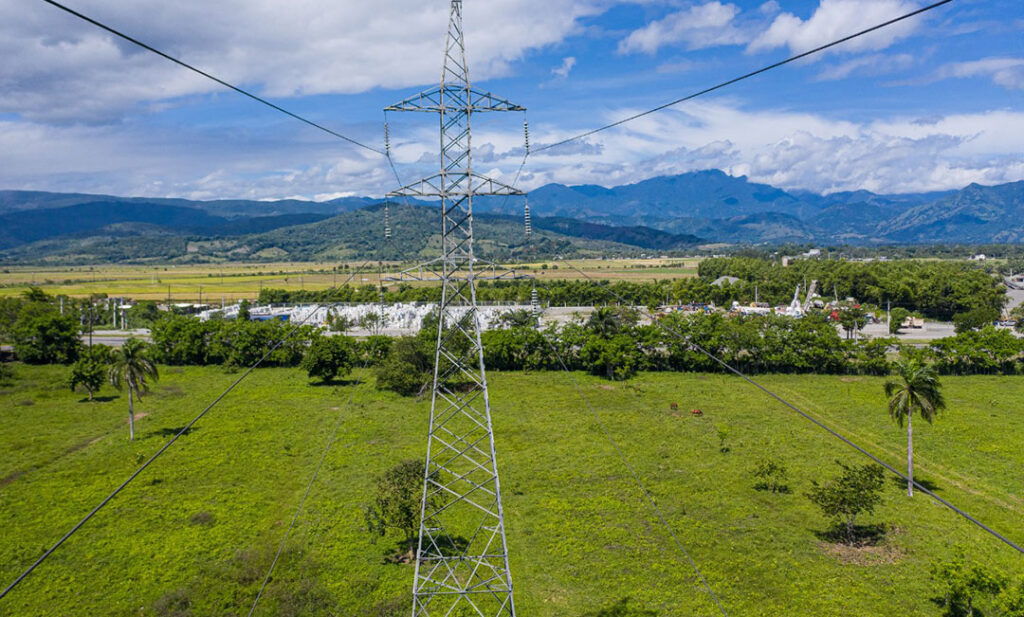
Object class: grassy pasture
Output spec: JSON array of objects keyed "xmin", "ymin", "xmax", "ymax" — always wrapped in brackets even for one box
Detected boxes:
[
  {"xmin": 0, "ymin": 259, "xmax": 700, "ymax": 302},
  {"xmin": 1, "ymin": 366, "xmax": 1022, "ymax": 616}
]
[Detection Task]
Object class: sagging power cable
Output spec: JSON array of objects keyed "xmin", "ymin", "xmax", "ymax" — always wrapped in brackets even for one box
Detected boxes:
[
  {"xmin": 558, "ymin": 258, "xmax": 1024, "ymax": 558},
  {"xmin": 40, "ymin": 0, "xmax": 384, "ymax": 156},
  {"xmin": 0, "ymin": 261, "xmax": 375, "ymax": 601},
  {"xmin": 532, "ymin": 0, "xmax": 955, "ymax": 154}
]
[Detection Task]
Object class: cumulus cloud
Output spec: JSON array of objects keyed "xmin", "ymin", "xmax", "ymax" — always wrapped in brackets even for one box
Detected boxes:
[
  {"xmin": 748, "ymin": 0, "xmax": 922, "ymax": 56},
  {"xmin": 618, "ymin": 2, "xmax": 747, "ymax": 54},
  {"xmin": 0, "ymin": 0, "xmax": 610, "ymax": 123},
  {"xmin": 551, "ymin": 56, "xmax": 577, "ymax": 79},
  {"xmin": 934, "ymin": 57, "xmax": 1024, "ymax": 90},
  {"xmin": 523, "ymin": 102, "xmax": 1024, "ymax": 194}
]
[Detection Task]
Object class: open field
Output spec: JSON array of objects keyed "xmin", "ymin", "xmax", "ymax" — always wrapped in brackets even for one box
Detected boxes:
[
  {"xmin": 0, "ymin": 259, "xmax": 701, "ymax": 302},
  {"xmin": 1, "ymin": 366, "xmax": 1022, "ymax": 616}
]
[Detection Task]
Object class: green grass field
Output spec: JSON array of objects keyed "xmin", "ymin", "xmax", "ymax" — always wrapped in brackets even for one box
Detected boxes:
[{"xmin": 1, "ymin": 366, "xmax": 1022, "ymax": 616}]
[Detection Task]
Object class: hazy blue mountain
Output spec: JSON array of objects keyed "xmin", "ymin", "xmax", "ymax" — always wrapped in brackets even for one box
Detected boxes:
[
  {"xmin": 2, "ymin": 174, "xmax": 1023, "ymax": 260},
  {"xmin": 883, "ymin": 181, "xmax": 1024, "ymax": 243}
]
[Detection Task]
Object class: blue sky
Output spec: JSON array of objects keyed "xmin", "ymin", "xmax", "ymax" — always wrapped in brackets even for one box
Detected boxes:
[{"xmin": 0, "ymin": 0, "xmax": 1021, "ymax": 200}]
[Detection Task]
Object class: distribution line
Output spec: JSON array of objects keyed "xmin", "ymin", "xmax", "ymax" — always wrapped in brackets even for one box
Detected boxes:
[
  {"xmin": 247, "ymin": 356, "xmax": 372, "ymax": 617},
  {"xmin": 532, "ymin": 0, "xmax": 955, "ymax": 153},
  {"xmin": 0, "ymin": 262, "xmax": 373, "ymax": 601},
  {"xmin": 558, "ymin": 258, "xmax": 1024, "ymax": 558},
  {"xmin": 40, "ymin": 0, "xmax": 384, "ymax": 156},
  {"xmin": 539, "ymin": 334, "xmax": 730, "ymax": 616}
]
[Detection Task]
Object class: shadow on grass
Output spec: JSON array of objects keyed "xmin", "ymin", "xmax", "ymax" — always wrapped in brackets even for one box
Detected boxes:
[
  {"xmin": 308, "ymin": 376, "xmax": 359, "ymax": 387},
  {"xmin": 890, "ymin": 475, "xmax": 941, "ymax": 492},
  {"xmin": 753, "ymin": 482, "xmax": 792, "ymax": 494},
  {"xmin": 79, "ymin": 395, "xmax": 119, "ymax": 403},
  {"xmin": 382, "ymin": 535, "xmax": 470, "ymax": 565},
  {"xmin": 814, "ymin": 523, "xmax": 888, "ymax": 547},
  {"xmin": 929, "ymin": 596, "xmax": 995, "ymax": 617},
  {"xmin": 584, "ymin": 597, "xmax": 658, "ymax": 616},
  {"xmin": 150, "ymin": 426, "xmax": 199, "ymax": 438}
]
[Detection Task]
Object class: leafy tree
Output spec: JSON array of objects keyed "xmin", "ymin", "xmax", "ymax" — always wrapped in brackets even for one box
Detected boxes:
[
  {"xmin": 301, "ymin": 335, "xmax": 355, "ymax": 383},
  {"xmin": 150, "ymin": 315, "xmax": 213, "ymax": 365},
  {"xmin": 999, "ymin": 578, "xmax": 1024, "ymax": 617},
  {"xmin": 885, "ymin": 358, "xmax": 946, "ymax": 496},
  {"xmin": 374, "ymin": 337, "xmax": 432, "ymax": 396},
  {"xmin": 237, "ymin": 299, "xmax": 252, "ymax": 322},
  {"xmin": 931, "ymin": 548, "xmax": 1006, "ymax": 617},
  {"xmin": 358, "ymin": 311, "xmax": 385, "ymax": 335},
  {"xmin": 327, "ymin": 312, "xmax": 353, "ymax": 333},
  {"xmin": 68, "ymin": 354, "xmax": 106, "ymax": 401},
  {"xmin": 805, "ymin": 461, "xmax": 886, "ymax": 544},
  {"xmin": 1011, "ymin": 305, "xmax": 1024, "ymax": 334},
  {"xmin": 580, "ymin": 334, "xmax": 641, "ymax": 380},
  {"xmin": 127, "ymin": 300, "xmax": 162, "ymax": 327},
  {"xmin": 22, "ymin": 286, "xmax": 50, "ymax": 302},
  {"xmin": 12, "ymin": 305, "xmax": 81, "ymax": 364},
  {"xmin": 496, "ymin": 308, "xmax": 537, "ymax": 329},
  {"xmin": 838, "ymin": 306, "xmax": 867, "ymax": 340},
  {"xmin": 752, "ymin": 457, "xmax": 789, "ymax": 493},
  {"xmin": 364, "ymin": 459, "xmax": 433, "ymax": 557},
  {"xmin": 888, "ymin": 307, "xmax": 911, "ymax": 334},
  {"xmin": 586, "ymin": 307, "xmax": 623, "ymax": 337},
  {"xmin": 953, "ymin": 306, "xmax": 1000, "ymax": 333},
  {"xmin": 108, "ymin": 338, "xmax": 159, "ymax": 441}
]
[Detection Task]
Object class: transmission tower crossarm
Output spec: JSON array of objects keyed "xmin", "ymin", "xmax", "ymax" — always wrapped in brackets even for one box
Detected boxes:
[
  {"xmin": 387, "ymin": 173, "xmax": 524, "ymax": 198},
  {"xmin": 386, "ymin": 85, "xmax": 524, "ymax": 113}
]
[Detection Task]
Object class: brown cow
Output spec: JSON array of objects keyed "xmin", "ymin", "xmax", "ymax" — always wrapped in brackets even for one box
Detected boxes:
[{"xmin": 690, "ymin": 408, "xmax": 703, "ymax": 416}]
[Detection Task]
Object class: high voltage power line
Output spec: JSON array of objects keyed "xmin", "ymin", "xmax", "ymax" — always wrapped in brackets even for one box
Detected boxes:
[
  {"xmin": 540, "ymin": 335, "xmax": 730, "ymax": 616},
  {"xmin": 0, "ymin": 262, "xmax": 374, "ymax": 600},
  {"xmin": 40, "ymin": 0, "xmax": 384, "ymax": 156},
  {"xmin": 246, "ymin": 355, "xmax": 373, "ymax": 617},
  {"xmin": 532, "ymin": 0, "xmax": 956, "ymax": 154},
  {"xmin": 556, "ymin": 258, "xmax": 1024, "ymax": 559}
]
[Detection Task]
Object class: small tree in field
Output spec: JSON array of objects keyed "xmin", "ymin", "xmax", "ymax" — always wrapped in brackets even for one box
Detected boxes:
[
  {"xmin": 300, "ymin": 335, "xmax": 354, "ymax": 383},
  {"xmin": 364, "ymin": 460, "xmax": 432, "ymax": 559},
  {"xmin": 752, "ymin": 457, "xmax": 789, "ymax": 493},
  {"xmin": 806, "ymin": 461, "xmax": 885, "ymax": 544},
  {"xmin": 108, "ymin": 338, "xmax": 159, "ymax": 441},
  {"xmin": 888, "ymin": 307, "xmax": 911, "ymax": 335},
  {"xmin": 931, "ymin": 548, "xmax": 1006, "ymax": 617},
  {"xmin": 69, "ymin": 354, "xmax": 106, "ymax": 401}
]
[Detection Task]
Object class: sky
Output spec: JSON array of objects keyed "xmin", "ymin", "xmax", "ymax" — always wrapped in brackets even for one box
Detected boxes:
[{"xmin": 0, "ymin": 0, "xmax": 1022, "ymax": 201}]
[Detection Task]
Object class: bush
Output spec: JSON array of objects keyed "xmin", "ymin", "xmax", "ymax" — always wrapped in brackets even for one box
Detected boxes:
[
  {"xmin": 374, "ymin": 337, "xmax": 432, "ymax": 396},
  {"xmin": 301, "ymin": 335, "xmax": 355, "ymax": 383},
  {"xmin": 953, "ymin": 306, "xmax": 1001, "ymax": 333},
  {"xmin": 752, "ymin": 457, "xmax": 790, "ymax": 493}
]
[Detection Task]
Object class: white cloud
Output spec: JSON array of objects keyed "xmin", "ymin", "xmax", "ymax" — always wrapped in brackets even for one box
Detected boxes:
[
  {"xmin": 551, "ymin": 56, "xmax": 577, "ymax": 79},
  {"xmin": 0, "ymin": 0, "xmax": 610, "ymax": 123},
  {"xmin": 748, "ymin": 0, "xmax": 922, "ymax": 56},
  {"xmin": 618, "ymin": 2, "xmax": 747, "ymax": 54},
  {"xmin": 816, "ymin": 52, "xmax": 915, "ymax": 80},
  {"xmin": 523, "ymin": 102, "xmax": 1024, "ymax": 194},
  {"xmin": 935, "ymin": 57, "xmax": 1024, "ymax": 90}
]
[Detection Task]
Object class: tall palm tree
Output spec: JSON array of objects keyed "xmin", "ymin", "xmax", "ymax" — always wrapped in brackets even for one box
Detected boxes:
[
  {"xmin": 109, "ymin": 338, "xmax": 159, "ymax": 441},
  {"xmin": 884, "ymin": 357, "xmax": 945, "ymax": 497}
]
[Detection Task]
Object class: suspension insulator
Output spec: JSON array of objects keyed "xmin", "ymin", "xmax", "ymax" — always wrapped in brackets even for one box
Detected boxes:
[
  {"xmin": 384, "ymin": 201, "xmax": 392, "ymax": 240},
  {"xmin": 524, "ymin": 198, "xmax": 532, "ymax": 239},
  {"xmin": 523, "ymin": 119, "xmax": 530, "ymax": 153},
  {"xmin": 384, "ymin": 122, "xmax": 391, "ymax": 156}
]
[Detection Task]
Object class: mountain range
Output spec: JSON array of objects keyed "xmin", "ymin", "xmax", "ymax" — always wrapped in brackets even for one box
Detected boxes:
[{"xmin": 1, "ymin": 170, "xmax": 1022, "ymax": 263}]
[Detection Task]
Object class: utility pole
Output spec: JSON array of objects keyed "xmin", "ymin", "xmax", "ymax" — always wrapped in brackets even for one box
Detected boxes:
[{"xmin": 386, "ymin": 2, "xmax": 522, "ymax": 613}]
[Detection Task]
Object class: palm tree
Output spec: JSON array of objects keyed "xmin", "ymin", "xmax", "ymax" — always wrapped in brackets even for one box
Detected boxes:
[
  {"xmin": 884, "ymin": 358, "xmax": 945, "ymax": 497},
  {"xmin": 109, "ymin": 338, "xmax": 159, "ymax": 441},
  {"xmin": 586, "ymin": 307, "xmax": 621, "ymax": 337}
]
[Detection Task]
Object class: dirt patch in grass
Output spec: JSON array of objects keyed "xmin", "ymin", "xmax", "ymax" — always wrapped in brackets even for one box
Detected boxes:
[
  {"xmin": 839, "ymin": 377, "xmax": 863, "ymax": 382},
  {"xmin": 820, "ymin": 527, "xmax": 904, "ymax": 566},
  {"xmin": 127, "ymin": 412, "xmax": 149, "ymax": 423},
  {"xmin": 0, "ymin": 470, "xmax": 24, "ymax": 488},
  {"xmin": 598, "ymin": 385, "xmax": 615, "ymax": 391}
]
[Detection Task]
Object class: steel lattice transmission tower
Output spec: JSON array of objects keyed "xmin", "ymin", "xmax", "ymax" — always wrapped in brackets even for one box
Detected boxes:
[{"xmin": 385, "ymin": 1, "xmax": 524, "ymax": 615}]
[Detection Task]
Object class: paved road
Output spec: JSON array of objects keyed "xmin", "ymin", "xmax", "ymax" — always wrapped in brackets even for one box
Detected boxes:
[{"xmin": 82, "ymin": 329, "xmax": 151, "ymax": 348}]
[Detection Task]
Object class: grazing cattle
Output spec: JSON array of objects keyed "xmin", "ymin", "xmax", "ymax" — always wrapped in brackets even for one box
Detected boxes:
[
  {"xmin": 690, "ymin": 408, "xmax": 703, "ymax": 416},
  {"xmin": 669, "ymin": 402, "xmax": 678, "ymax": 411}
]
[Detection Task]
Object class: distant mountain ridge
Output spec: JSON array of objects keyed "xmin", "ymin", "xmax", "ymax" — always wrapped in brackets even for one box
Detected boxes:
[{"xmin": 1, "ymin": 171, "xmax": 1023, "ymax": 263}]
